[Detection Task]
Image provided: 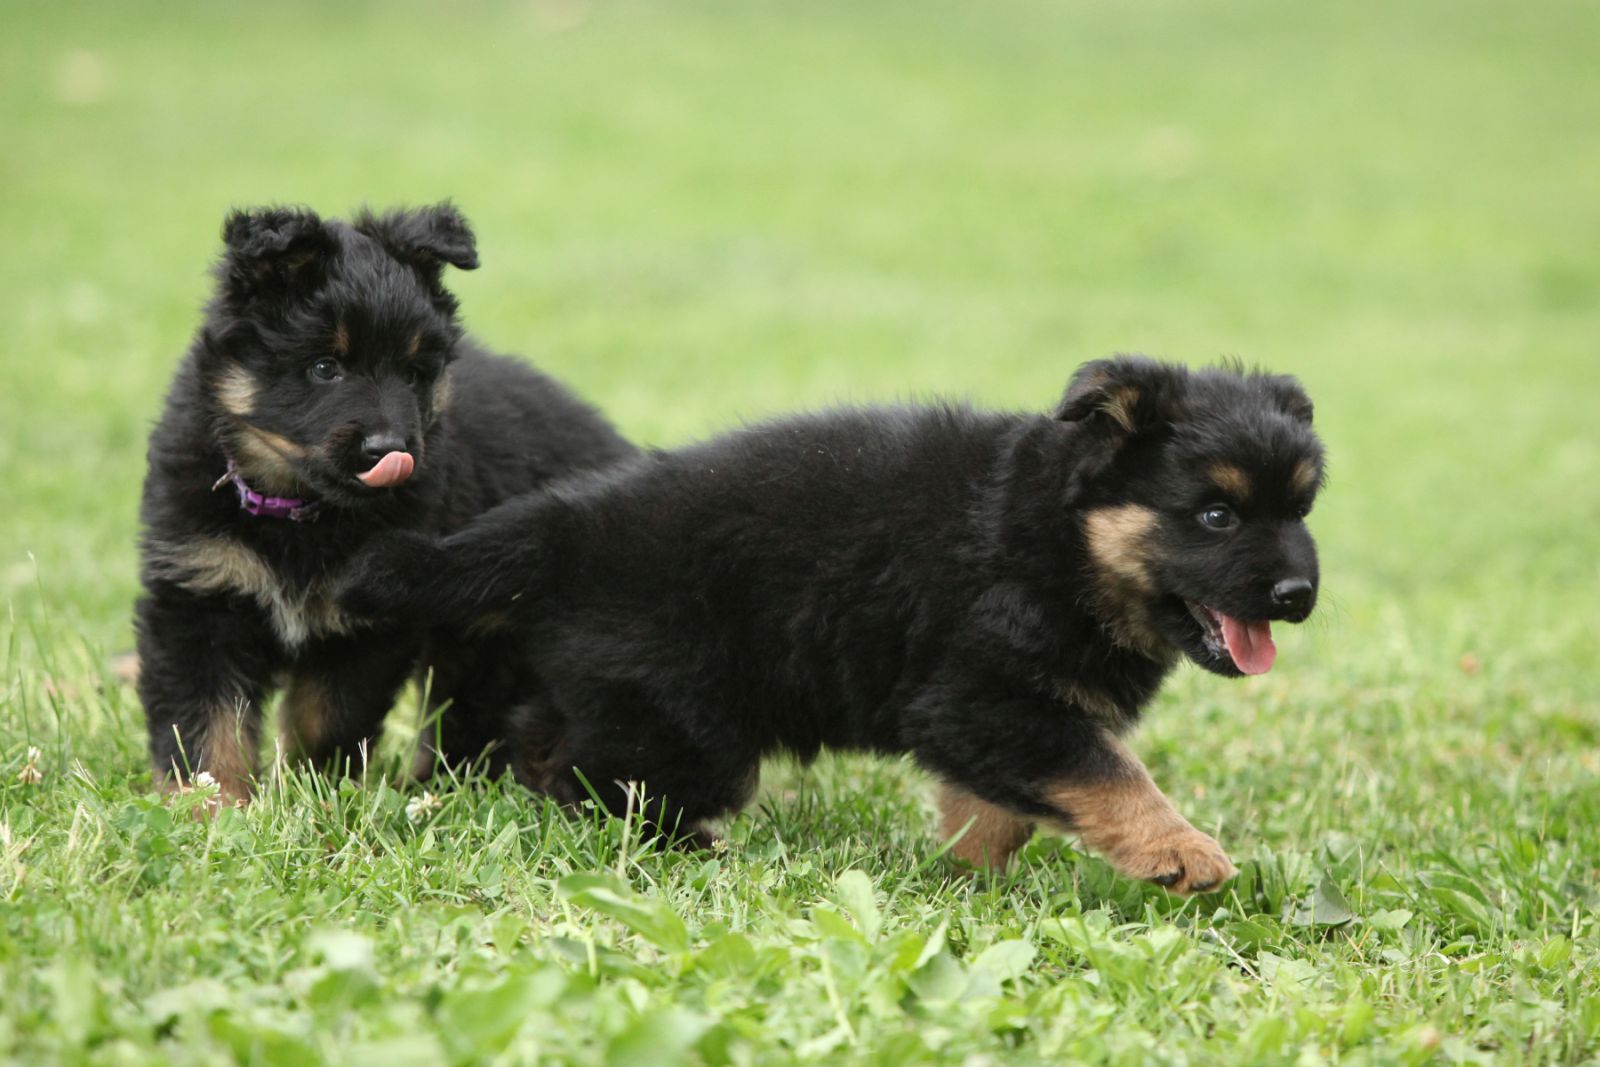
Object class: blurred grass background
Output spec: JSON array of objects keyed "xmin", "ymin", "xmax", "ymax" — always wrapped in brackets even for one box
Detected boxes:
[
  {"xmin": 4, "ymin": 0, "xmax": 1597, "ymax": 677},
  {"xmin": 1, "ymin": 1, "xmax": 1598, "ymax": 1061}
]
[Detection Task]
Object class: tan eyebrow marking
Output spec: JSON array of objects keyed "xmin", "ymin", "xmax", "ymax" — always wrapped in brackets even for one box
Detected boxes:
[
  {"xmin": 1208, "ymin": 463, "xmax": 1251, "ymax": 501},
  {"xmin": 1291, "ymin": 458, "xmax": 1320, "ymax": 494},
  {"xmin": 408, "ymin": 330, "xmax": 423, "ymax": 357},
  {"xmin": 333, "ymin": 322, "xmax": 350, "ymax": 355}
]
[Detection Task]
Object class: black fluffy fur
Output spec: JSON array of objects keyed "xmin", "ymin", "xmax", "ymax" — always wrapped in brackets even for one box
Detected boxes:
[
  {"xmin": 340, "ymin": 357, "xmax": 1325, "ymax": 856},
  {"xmin": 136, "ymin": 203, "xmax": 636, "ymax": 797}
]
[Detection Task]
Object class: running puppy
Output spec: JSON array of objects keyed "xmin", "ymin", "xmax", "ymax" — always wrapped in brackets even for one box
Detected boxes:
[
  {"xmin": 136, "ymin": 203, "xmax": 636, "ymax": 803},
  {"xmin": 340, "ymin": 357, "xmax": 1323, "ymax": 892}
]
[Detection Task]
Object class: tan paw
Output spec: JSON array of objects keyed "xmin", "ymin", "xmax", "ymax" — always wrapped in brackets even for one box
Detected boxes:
[{"xmin": 1112, "ymin": 827, "xmax": 1238, "ymax": 895}]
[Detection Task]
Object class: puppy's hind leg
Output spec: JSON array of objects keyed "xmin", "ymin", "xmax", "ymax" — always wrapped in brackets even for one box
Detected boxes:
[
  {"xmin": 524, "ymin": 697, "xmax": 759, "ymax": 850},
  {"xmin": 409, "ymin": 631, "xmax": 524, "ymax": 780},
  {"xmin": 936, "ymin": 783, "xmax": 1034, "ymax": 869}
]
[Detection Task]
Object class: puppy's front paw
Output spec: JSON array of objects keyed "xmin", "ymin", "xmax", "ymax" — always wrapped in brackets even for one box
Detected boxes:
[
  {"xmin": 1116, "ymin": 827, "xmax": 1237, "ymax": 895},
  {"xmin": 335, "ymin": 530, "xmax": 439, "ymax": 619}
]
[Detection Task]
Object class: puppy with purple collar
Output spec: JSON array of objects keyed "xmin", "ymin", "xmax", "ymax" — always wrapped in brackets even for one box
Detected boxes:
[{"xmin": 135, "ymin": 203, "xmax": 635, "ymax": 803}]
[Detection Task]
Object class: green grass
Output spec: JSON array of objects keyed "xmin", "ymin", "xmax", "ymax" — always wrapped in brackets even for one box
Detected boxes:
[{"xmin": 3, "ymin": 0, "xmax": 1599, "ymax": 1062}]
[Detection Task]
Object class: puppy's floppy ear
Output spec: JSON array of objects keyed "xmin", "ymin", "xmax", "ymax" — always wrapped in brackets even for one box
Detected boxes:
[
  {"xmin": 354, "ymin": 201, "xmax": 479, "ymax": 273},
  {"xmin": 1261, "ymin": 374, "xmax": 1314, "ymax": 425},
  {"xmin": 1054, "ymin": 355, "xmax": 1186, "ymax": 435},
  {"xmin": 220, "ymin": 206, "xmax": 336, "ymax": 303}
]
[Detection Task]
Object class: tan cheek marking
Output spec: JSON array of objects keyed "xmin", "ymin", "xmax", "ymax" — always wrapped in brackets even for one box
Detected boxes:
[
  {"xmin": 431, "ymin": 369, "xmax": 453, "ymax": 415},
  {"xmin": 245, "ymin": 425, "xmax": 305, "ymax": 459},
  {"xmin": 937, "ymin": 784, "xmax": 1033, "ymax": 869},
  {"xmin": 1084, "ymin": 504, "xmax": 1158, "ymax": 593},
  {"xmin": 1041, "ymin": 733, "xmax": 1237, "ymax": 895},
  {"xmin": 1291, "ymin": 458, "xmax": 1320, "ymax": 495},
  {"xmin": 1208, "ymin": 463, "xmax": 1251, "ymax": 501},
  {"xmin": 281, "ymin": 673, "xmax": 329, "ymax": 758},
  {"xmin": 233, "ymin": 425, "xmax": 305, "ymax": 493},
  {"xmin": 215, "ymin": 366, "xmax": 307, "ymax": 487},
  {"xmin": 215, "ymin": 365, "xmax": 259, "ymax": 417},
  {"xmin": 1083, "ymin": 503, "xmax": 1169, "ymax": 658}
]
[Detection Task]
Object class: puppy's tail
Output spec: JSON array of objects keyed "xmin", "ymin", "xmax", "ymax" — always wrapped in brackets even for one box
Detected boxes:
[{"xmin": 337, "ymin": 494, "xmax": 552, "ymax": 631}]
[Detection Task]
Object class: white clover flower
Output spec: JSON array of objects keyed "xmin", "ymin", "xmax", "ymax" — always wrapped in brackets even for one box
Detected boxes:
[
  {"xmin": 406, "ymin": 792, "xmax": 442, "ymax": 823},
  {"xmin": 26, "ymin": 746, "xmax": 42, "ymax": 763},
  {"xmin": 193, "ymin": 771, "xmax": 218, "ymax": 790},
  {"xmin": 17, "ymin": 764, "xmax": 43, "ymax": 786}
]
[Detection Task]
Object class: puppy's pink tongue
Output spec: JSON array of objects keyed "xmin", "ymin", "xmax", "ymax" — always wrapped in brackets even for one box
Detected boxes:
[
  {"xmin": 1219, "ymin": 614, "xmax": 1276, "ymax": 675},
  {"xmin": 356, "ymin": 451, "xmax": 414, "ymax": 488}
]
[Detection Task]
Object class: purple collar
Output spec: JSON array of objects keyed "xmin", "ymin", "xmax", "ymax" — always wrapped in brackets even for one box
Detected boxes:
[{"xmin": 212, "ymin": 459, "xmax": 321, "ymax": 522}]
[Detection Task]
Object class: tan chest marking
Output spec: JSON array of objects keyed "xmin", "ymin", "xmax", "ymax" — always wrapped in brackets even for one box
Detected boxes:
[{"xmin": 146, "ymin": 536, "xmax": 351, "ymax": 648}]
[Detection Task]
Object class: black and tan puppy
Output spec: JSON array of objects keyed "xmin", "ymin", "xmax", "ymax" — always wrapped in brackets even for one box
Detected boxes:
[
  {"xmin": 136, "ymin": 203, "xmax": 636, "ymax": 803},
  {"xmin": 340, "ymin": 357, "xmax": 1323, "ymax": 892}
]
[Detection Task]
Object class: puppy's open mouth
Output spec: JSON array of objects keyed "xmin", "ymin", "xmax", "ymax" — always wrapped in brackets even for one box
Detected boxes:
[{"xmin": 1187, "ymin": 602, "xmax": 1276, "ymax": 675}]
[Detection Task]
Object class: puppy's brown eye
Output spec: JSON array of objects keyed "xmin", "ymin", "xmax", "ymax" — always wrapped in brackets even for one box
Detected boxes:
[
  {"xmin": 309, "ymin": 358, "xmax": 343, "ymax": 383},
  {"xmin": 1198, "ymin": 505, "xmax": 1237, "ymax": 530}
]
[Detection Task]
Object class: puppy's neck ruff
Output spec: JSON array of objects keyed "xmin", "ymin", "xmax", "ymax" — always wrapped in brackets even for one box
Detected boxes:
[{"xmin": 212, "ymin": 458, "xmax": 321, "ymax": 523}]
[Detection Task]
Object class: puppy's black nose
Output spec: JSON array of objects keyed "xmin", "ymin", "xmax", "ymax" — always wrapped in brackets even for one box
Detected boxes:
[
  {"xmin": 361, "ymin": 432, "xmax": 407, "ymax": 459},
  {"xmin": 1271, "ymin": 578, "xmax": 1315, "ymax": 618}
]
